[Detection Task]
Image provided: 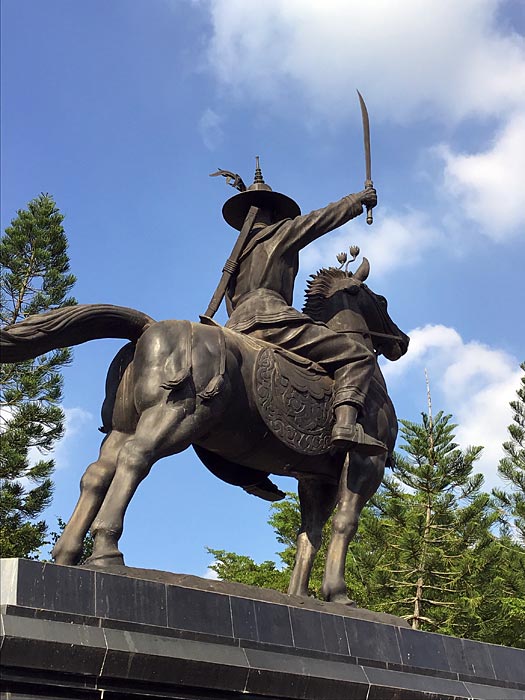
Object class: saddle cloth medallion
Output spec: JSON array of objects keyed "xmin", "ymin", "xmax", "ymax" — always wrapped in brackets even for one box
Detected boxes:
[{"xmin": 254, "ymin": 347, "xmax": 334, "ymax": 455}]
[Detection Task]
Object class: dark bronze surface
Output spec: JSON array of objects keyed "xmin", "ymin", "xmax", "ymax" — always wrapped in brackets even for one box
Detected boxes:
[
  {"xmin": 205, "ymin": 204, "xmax": 259, "ymax": 318},
  {"xmin": 1, "ymin": 257, "xmax": 407, "ymax": 603},
  {"xmin": 0, "ymin": 99, "xmax": 410, "ymax": 603}
]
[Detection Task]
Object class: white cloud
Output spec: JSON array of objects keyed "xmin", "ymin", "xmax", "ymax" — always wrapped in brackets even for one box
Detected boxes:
[
  {"xmin": 454, "ymin": 372, "xmax": 519, "ymax": 477},
  {"xmin": 201, "ymin": 1, "xmax": 525, "ymax": 251},
  {"xmin": 437, "ymin": 113, "xmax": 525, "ymax": 240},
  {"xmin": 206, "ymin": 0, "xmax": 525, "ymax": 125},
  {"xmin": 384, "ymin": 324, "xmax": 521, "ymax": 488},
  {"xmin": 204, "ymin": 564, "xmax": 220, "ymax": 580},
  {"xmin": 199, "ymin": 108, "xmax": 224, "ymax": 150},
  {"xmin": 0, "ymin": 404, "xmax": 15, "ymax": 433},
  {"xmin": 50, "ymin": 407, "xmax": 94, "ymax": 471},
  {"xmin": 2, "ymin": 405, "xmax": 93, "ymax": 469},
  {"xmin": 300, "ymin": 208, "xmax": 439, "ymax": 276}
]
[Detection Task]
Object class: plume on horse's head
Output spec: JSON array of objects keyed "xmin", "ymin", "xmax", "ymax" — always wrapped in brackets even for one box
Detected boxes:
[
  {"xmin": 302, "ymin": 267, "xmax": 350, "ymax": 322},
  {"xmin": 302, "ymin": 261, "xmax": 409, "ymax": 361}
]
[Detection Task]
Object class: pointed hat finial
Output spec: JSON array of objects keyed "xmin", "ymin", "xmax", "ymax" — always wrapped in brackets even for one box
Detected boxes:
[
  {"xmin": 254, "ymin": 156, "xmax": 265, "ymax": 184},
  {"xmin": 248, "ymin": 156, "xmax": 271, "ymax": 192}
]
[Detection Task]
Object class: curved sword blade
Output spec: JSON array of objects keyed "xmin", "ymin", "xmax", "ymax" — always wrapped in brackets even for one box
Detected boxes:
[
  {"xmin": 357, "ymin": 89, "xmax": 374, "ymax": 224},
  {"xmin": 357, "ymin": 89, "xmax": 372, "ymax": 185}
]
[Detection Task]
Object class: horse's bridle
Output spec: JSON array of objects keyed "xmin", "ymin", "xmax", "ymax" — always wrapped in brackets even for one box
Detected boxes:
[
  {"xmin": 358, "ymin": 284, "xmax": 405, "ymax": 343},
  {"xmin": 343, "ymin": 328, "xmax": 404, "ymax": 342}
]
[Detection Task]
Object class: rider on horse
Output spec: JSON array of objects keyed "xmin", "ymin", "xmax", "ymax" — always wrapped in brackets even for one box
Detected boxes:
[{"xmin": 220, "ymin": 161, "xmax": 386, "ymax": 457}]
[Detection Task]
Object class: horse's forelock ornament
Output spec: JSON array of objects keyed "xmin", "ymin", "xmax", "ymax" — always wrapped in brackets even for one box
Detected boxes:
[{"xmin": 337, "ymin": 245, "xmax": 361, "ymax": 272}]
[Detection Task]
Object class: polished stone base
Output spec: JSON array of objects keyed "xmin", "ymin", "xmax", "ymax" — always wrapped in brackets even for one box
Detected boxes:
[{"xmin": 1, "ymin": 558, "xmax": 524, "ymax": 699}]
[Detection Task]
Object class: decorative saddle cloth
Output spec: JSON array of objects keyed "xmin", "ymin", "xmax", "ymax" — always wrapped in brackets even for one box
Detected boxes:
[{"xmin": 254, "ymin": 346, "xmax": 334, "ymax": 455}]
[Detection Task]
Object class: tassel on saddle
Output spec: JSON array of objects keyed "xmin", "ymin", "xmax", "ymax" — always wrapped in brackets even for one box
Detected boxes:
[
  {"xmin": 160, "ymin": 321, "xmax": 193, "ymax": 391},
  {"xmin": 197, "ymin": 315, "xmax": 227, "ymax": 400},
  {"xmin": 160, "ymin": 319, "xmax": 226, "ymax": 401},
  {"xmin": 198, "ymin": 329, "xmax": 226, "ymax": 400}
]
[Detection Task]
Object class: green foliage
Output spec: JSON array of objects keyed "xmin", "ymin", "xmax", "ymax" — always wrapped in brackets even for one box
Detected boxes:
[
  {"xmin": 482, "ymin": 536, "xmax": 525, "ymax": 648},
  {"xmin": 494, "ymin": 362, "xmax": 525, "ymax": 543},
  {"xmin": 350, "ymin": 413, "xmax": 525, "ymax": 647},
  {"xmin": 207, "ymin": 549, "xmax": 289, "ymax": 591},
  {"xmin": 49, "ymin": 517, "xmax": 93, "ymax": 564},
  {"xmin": 370, "ymin": 412, "xmax": 497, "ymax": 634},
  {"xmin": 0, "ymin": 194, "xmax": 76, "ymax": 558}
]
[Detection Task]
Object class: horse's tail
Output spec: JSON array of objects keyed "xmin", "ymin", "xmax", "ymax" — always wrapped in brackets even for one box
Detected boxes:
[{"xmin": 0, "ymin": 304, "xmax": 155, "ymax": 362}]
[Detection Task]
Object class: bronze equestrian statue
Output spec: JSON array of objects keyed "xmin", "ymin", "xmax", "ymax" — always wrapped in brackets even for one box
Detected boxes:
[
  {"xmin": 0, "ymin": 248, "xmax": 408, "ymax": 605},
  {"xmin": 0, "ymin": 99, "xmax": 410, "ymax": 603}
]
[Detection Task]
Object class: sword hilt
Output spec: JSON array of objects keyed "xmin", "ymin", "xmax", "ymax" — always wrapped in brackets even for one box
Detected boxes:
[{"xmin": 365, "ymin": 179, "xmax": 374, "ymax": 226}]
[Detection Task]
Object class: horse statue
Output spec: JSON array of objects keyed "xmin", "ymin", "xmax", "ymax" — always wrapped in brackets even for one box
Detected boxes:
[{"xmin": 0, "ymin": 257, "xmax": 409, "ymax": 604}]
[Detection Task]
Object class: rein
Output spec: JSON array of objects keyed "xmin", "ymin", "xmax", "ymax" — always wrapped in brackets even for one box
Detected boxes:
[
  {"xmin": 343, "ymin": 329, "xmax": 403, "ymax": 342},
  {"xmin": 369, "ymin": 329, "xmax": 403, "ymax": 341}
]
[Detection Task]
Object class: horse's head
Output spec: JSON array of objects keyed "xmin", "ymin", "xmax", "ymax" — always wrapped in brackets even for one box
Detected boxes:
[{"xmin": 302, "ymin": 258, "xmax": 409, "ymax": 361}]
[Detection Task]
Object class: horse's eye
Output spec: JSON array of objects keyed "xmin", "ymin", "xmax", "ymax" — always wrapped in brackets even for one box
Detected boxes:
[{"xmin": 346, "ymin": 285, "xmax": 359, "ymax": 296}]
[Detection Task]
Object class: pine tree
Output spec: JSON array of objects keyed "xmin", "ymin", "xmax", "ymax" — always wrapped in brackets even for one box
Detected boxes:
[
  {"xmin": 489, "ymin": 363, "xmax": 525, "ymax": 648},
  {"xmin": 0, "ymin": 194, "xmax": 76, "ymax": 558},
  {"xmin": 374, "ymin": 410, "xmax": 501, "ymax": 637},
  {"xmin": 494, "ymin": 362, "xmax": 525, "ymax": 542}
]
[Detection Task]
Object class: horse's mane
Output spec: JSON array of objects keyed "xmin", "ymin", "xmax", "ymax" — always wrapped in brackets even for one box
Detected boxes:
[{"xmin": 302, "ymin": 267, "xmax": 349, "ymax": 322}]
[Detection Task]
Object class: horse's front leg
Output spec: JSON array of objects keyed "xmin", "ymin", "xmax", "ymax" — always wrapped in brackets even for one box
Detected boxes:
[
  {"xmin": 288, "ymin": 477, "xmax": 337, "ymax": 598},
  {"xmin": 321, "ymin": 452, "xmax": 386, "ymax": 605},
  {"xmin": 52, "ymin": 430, "xmax": 128, "ymax": 565}
]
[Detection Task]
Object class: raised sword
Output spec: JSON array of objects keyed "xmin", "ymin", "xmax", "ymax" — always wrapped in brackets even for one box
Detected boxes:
[{"xmin": 357, "ymin": 90, "xmax": 374, "ymax": 225}]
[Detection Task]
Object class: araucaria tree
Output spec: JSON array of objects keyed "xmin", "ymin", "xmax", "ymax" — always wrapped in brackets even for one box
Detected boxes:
[
  {"xmin": 494, "ymin": 362, "xmax": 525, "ymax": 542},
  {"xmin": 0, "ymin": 194, "xmax": 76, "ymax": 557},
  {"xmin": 373, "ymin": 411, "xmax": 500, "ymax": 638}
]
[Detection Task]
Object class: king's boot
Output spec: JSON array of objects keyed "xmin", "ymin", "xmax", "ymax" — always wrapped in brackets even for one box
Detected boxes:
[{"xmin": 331, "ymin": 404, "xmax": 387, "ymax": 456}]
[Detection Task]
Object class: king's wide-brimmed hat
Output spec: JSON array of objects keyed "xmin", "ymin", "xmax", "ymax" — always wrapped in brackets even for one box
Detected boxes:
[{"xmin": 222, "ymin": 160, "xmax": 301, "ymax": 230}]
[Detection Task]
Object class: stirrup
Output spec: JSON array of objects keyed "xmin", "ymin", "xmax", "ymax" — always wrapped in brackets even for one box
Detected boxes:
[{"xmin": 331, "ymin": 423, "xmax": 387, "ymax": 456}]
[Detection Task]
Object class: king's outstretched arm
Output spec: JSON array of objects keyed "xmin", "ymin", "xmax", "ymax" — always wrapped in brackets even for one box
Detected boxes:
[{"xmin": 278, "ymin": 187, "xmax": 377, "ymax": 256}]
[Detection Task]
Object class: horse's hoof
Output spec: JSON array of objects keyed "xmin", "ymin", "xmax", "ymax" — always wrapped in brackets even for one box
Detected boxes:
[
  {"xmin": 327, "ymin": 593, "xmax": 356, "ymax": 606},
  {"xmin": 83, "ymin": 552, "xmax": 125, "ymax": 568},
  {"xmin": 52, "ymin": 545, "xmax": 82, "ymax": 566},
  {"xmin": 288, "ymin": 588, "xmax": 310, "ymax": 599},
  {"xmin": 322, "ymin": 584, "xmax": 356, "ymax": 606},
  {"xmin": 52, "ymin": 554, "xmax": 81, "ymax": 566}
]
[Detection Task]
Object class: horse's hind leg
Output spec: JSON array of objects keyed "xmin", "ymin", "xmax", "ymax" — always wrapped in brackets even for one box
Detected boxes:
[
  {"xmin": 52, "ymin": 430, "xmax": 129, "ymax": 565},
  {"xmin": 87, "ymin": 403, "xmax": 197, "ymax": 567},
  {"xmin": 321, "ymin": 452, "xmax": 386, "ymax": 604},
  {"xmin": 288, "ymin": 478, "xmax": 338, "ymax": 598}
]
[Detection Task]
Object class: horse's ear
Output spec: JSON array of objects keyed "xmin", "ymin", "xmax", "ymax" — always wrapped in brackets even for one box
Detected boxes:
[{"xmin": 353, "ymin": 257, "xmax": 370, "ymax": 282}]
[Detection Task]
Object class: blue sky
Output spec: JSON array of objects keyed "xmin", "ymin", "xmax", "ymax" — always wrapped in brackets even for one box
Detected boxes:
[{"xmin": 2, "ymin": 0, "xmax": 524, "ymax": 575}]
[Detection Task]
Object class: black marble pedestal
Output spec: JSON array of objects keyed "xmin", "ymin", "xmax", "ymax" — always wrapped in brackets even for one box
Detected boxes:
[{"xmin": 1, "ymin": 558, "xmax": 524, "ymax": 699}]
